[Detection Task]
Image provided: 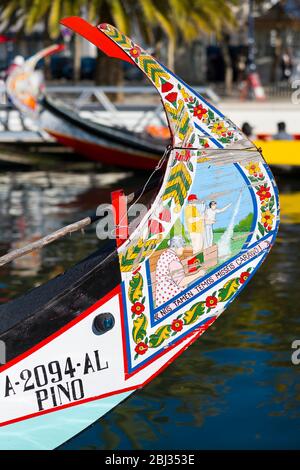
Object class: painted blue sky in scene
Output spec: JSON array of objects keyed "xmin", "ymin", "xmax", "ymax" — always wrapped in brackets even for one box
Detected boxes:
[{"xmin": 181, "ymin": 162, "xmax": 254, "ymax": 229}]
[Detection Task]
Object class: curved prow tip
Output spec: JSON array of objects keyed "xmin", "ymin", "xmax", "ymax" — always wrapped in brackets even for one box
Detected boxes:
[
  {"xmin": 60, "ymin": 16, "xmax": 134, "ymax": 65},
  {"xmin": 26, "ymin": 43, "xmax": 65, "ymax": 70},
  {"xmin": 51, "ymin": 44, "xmax": 65, "ymax": 55}
]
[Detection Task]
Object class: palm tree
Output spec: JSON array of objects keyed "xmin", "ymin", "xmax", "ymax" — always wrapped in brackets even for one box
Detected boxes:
[
  {"xmin": 0, "ymin": 0, "xmax": 85, "ymax": 81},
  {"xmin": 85, "ymin": 0, "xmax": 237, "ymax": 71},
  {"xmin": 0, "ymin": 0, "xmax": 238, "ymax": 83},
  {"xmin": 132, "ymin": 0, "xmax": 238, "ymax": 71}
]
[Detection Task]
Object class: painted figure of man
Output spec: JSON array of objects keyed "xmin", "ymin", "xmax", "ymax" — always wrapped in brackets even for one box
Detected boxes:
[
  {"xmin": 184, "ymin": 194, "xmax": 206, "ymax": 254},
  {"xmin": 155, "ymin": 236, "xmax": 204, "ymax": 307},
  {"xmin": 205, "ymin": 201, "xmax": 232, "ymax": 248}
]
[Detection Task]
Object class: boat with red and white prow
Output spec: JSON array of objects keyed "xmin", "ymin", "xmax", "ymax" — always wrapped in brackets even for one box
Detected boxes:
[
  {"xmin": 5, "ymin": 41, "xmax": 168, "ymax": 170},
  {"xmin": 0, "ymin": 17, "xmax": 279, "ymax": 449}
]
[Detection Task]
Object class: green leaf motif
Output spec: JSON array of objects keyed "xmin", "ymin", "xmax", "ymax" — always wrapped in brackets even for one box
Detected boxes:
[
  {"xmin": 120, "ymin": 242, "xmax": 143, "ymax": 270},
  {"xmin": 208, "ymin": 109, "xmax": 215, "ymax": 121},
  {"xmin": 218, "ymin": 278, "xmax": 240, "ymax": 302},
  {"xmin": 128, "ymin": 272, "xmax": 143, "ymax": 303},
  {"xmin": 269, "ymin": 195, "xmax": 275, "ymax": 211},
  {"xmin": 149, "ymin": 325, "xmax": 172, "ymax": 348},
  {"xmin": 257, "ymin": 221, "xmax": 265, "ymax": 237},
  {"xmin": 220, "ymin": 137, "xmax": 230, "ymax": 144},
  {"xmin": 187, "ymin": 161, "xmax": 194, "ymax": 172},
  {"xmin": 132, "ymin": 313, "xmax": 148, "ymax": 344},
  {"xmin": 184, "ymin": 302, "xmax": 205, "ymax": 325},
  {"xmin": 249, "ymin": 176, "xmax": 257, "ymax": 184}
]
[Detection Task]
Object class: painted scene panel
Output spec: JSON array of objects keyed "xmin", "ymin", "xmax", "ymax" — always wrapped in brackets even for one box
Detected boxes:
[{"xmin": 149, "ymin": 162, "xmax": 255, "ymax": 309}]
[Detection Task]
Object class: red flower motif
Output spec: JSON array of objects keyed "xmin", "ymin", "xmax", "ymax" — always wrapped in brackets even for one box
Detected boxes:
[
  {"xmin": 131, "ymin": 302, "xmax": 145, "ymax": 315},
  {"xmin": 256, "ymin": 185, "xmax": 271, "ymax": 201},
  {"xmin": 132, "ymin": 266, "xmax": 141, "ymax": 275},
  {"xmin": 148, "ymin": 219, "xmax": 164, "ymax": 234},
  {"xmin": 171, "ymin": 319, "xmax": 183, "ymax": 332},
  {"xmin": 206, "ymin": 296, "xmax": 218, "ymax": 308},
  {"xmin": 165, "ymin": 92, "xmax": 178, "ymax": 104},
  {"xmin": 129, "ymin": 46, "xmax": 141, "ymax": 58},
  {"xmin": 239, "ymin": 271, "xmax": 250, "ymax": 284},
  {"xmin": 176, "ymin": 142, "xmax": 193, "ymax": 162},
  {"xmin": 175, "ymin": 150, "xmax": 191, "ymax": 162},
  {"xmin": 159, "ymin": 207, "xmax": 171, "ymax": 222},
  {"xmin": 193, "ymin": 104, "xmax": 208, "ymax": 120},
  {"xmin": 161, "ymin": 81, "xmax": 173, "ymax": 93},
  {"xmin": 99, "ymin": 23, "xmax": 109, "ymax": 30},
  {"xmin": 135, "ymin": 342, "xmax": 148, "ymax": 355},
  {"xmin": 263, "ymin": 217, "xmax": 272, "ymax": 226}
]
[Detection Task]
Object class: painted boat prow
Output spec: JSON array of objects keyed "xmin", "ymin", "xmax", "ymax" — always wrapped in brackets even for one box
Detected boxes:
[
  {"xmin": 0, "ymin": 17, "xmax": 280, "ymax": 449},
  {"xmin": 6, "ymin": 44, "xmax": 64, "ymax": 117}
]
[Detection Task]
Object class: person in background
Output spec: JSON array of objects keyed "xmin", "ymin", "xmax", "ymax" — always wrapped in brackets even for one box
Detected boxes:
[
  {"xmin": 280, "ymin": 49, "xmax": 293, "ymax": 81},
  {"xmin": 273, "ymin": 122, "xmax": 293, "ymax": 141},
  {"xmin": 237, "ymin": 54, "xmax": 247, "ymax": 82},
  {"xmin": 242, "ymin": 122, "xmax": 255, "ymax": 140}
]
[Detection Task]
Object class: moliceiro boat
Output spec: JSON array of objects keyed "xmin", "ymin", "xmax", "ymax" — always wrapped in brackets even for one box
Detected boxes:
[
  {"xmin": 6, "ymin": 43, "xmax": 167, "ymax": 170},
  {"xmin": 0, "ymin": 17, "xmax": 279, "ymax": 449}
]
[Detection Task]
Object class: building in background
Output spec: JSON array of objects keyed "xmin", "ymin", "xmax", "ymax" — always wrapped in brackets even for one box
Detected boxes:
[{"xmin": 1, "ymin": 0, "xmax": 300, "ymax": 95}]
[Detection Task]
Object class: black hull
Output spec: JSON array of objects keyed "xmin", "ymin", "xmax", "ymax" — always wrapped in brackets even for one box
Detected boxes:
[
  {"xmin": 0, "ymin": 177, "xmax": 159, "ymax": 364},
  {"xmin": 0, "ymin": 241, "xmax": 120, "ymax": 363}
]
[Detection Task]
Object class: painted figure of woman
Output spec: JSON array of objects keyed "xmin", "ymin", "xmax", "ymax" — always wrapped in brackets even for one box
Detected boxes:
[{"xmin": 155, "ymin": 236, "xmax": 204, "ymax": 307}]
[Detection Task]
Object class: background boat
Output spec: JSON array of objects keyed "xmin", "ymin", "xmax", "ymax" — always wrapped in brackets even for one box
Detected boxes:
[
  {"xmin": 39, "ymin": 95, "xmax": 168, "ymax": 170},
  {"xmin": 5, "ymin": 75, "xmax": 300, "ymax": 171}
]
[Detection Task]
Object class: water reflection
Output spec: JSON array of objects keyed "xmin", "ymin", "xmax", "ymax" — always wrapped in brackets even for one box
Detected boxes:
[
  {"xmin": 0, "ymin": 167, "xmax": 134, "ymax": 301},
  {"xmin": 0, "ymin": 165, "xmax": 299, "ymax": 449}
]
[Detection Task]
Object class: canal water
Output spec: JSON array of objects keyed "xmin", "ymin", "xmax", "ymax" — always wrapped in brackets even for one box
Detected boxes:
[{"xmin": 0, "ymin": 161, "xmax": 299, "ymax": 450}]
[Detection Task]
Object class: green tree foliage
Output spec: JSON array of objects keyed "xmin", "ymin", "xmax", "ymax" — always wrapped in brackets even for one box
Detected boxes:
[{"xmin": 234, "ymin": 212, "xmax": 253, "ymax": 232}]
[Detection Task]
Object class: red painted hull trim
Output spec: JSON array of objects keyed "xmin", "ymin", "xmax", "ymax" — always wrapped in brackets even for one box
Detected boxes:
[{"xmin": 47, "ymin": 130, "xmax": 160, "ymax": 170}]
